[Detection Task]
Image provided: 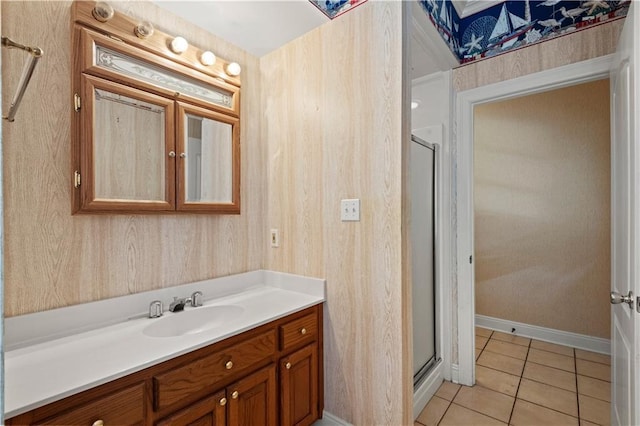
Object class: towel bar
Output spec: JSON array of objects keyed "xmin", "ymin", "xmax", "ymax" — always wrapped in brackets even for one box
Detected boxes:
[{"xmin": 2, "ymin": 36, "xmax": 43, "ymax": 122}]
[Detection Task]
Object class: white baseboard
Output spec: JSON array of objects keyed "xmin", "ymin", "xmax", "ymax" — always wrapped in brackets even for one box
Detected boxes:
[
  {"xmin": 315, "ymin": 411, "xmax": 352, "ymax": 426},
  {"xmin": 476, "ymin": 314, "xmax": 610, "ymax": 355},
  {"xmin": 450, "ymin": 363, "xmax": 459, "ymax": 384},
  {"xmin": 413, "ymin": 361, "xmax": 443, "ymax": 420}
]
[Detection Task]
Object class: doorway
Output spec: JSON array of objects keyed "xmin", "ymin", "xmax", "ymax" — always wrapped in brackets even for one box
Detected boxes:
[
  {"xmin": 455, "ymin": 55, "xmax": 615, "ymax": 386},
  {"xmin": 473, "ymin": 79, "xmax": 611, "ymax": 346}
]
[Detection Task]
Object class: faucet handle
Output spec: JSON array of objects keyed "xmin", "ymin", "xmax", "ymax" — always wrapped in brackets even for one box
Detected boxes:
[
  {"xmin": 149, "ymin": 300, "xmax": 163, "ymax": 318},
  {"xmin": 190, "ymin": 291, "xmax": 203, "ymax": 307}
]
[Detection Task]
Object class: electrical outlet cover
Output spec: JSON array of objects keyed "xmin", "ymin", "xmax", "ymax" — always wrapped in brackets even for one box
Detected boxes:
[{"xmin": 341, "ymin": 199, "xmax": 360, "ymax": 221}]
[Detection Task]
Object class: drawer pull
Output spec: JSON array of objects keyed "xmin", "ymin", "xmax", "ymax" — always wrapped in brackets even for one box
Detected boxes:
[
  {"xmin": 231, "ymin": 390, "xmax": 239, "ymax": 399},
  {"xmin": 285, "ymin": 362, "xmax": 292, "ymax": 370},
  {"xmin": 300, "ymin": 328, "xmax": 307, "ymax": 335},
  {"xmin": 225, "ymin": 360, "xmax": 233, "ymax": 370},
  {"xmin": 219, "ymin": 397, "xmax": 227, "ymax": 406},
  {"xmin": 92, "ymin": 421, "xmax": 104, "ymax": 426}
]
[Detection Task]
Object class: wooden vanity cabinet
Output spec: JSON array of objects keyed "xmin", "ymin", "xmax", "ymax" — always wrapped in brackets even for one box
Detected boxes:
[
  {"xmin": 280, "ymin": 344, "xmax": 318, "ymax": 426},
  {"xmin": 156, "ymin": 364, "xmax": 277, "ymax": 426},
  {"xmin": 6, "ymin": 383, "xmax": 145, "ymax": 426},
  {"xmin": 155, "ymin": 390, "xmax": 226, "ymax": 426},
  {"xmin": 227, "ymin": 364, "xmax": 277, "ymax": 426},
  {"xmin": 6, "ymin": 304, "xmax": 323, "ymax": 426}
]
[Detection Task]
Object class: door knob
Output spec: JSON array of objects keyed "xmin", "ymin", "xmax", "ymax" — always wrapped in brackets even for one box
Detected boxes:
[{"xmin": 611, "ymin": 290, "xmax": 635, "ymax": 309}]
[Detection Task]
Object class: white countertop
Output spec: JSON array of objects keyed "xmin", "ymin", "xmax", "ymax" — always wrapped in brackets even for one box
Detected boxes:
[{"xmin": 4, "ymin": 270, "xmax": 325, "ymax": 418}]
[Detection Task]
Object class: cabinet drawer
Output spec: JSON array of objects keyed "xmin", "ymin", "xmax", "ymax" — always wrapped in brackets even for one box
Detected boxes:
[
  {"xmin": 280, "ymin": 313, "xmax": 317, "ymax": 351},
  {"xmin": 43, "ymin": 383, "xmax": 144, "ymax": 425},
  {"xmin": 154, "ymin": 329, "xmax": 276, "ymax": 411},
  {"xmin": 155, "ymin": 390, "xmax": 226, "ymax": 426}
]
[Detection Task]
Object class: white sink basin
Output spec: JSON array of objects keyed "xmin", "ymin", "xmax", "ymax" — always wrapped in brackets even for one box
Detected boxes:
[{"xmin": 143, "ymin": 305, "xmax": 245, "ymax": 338}]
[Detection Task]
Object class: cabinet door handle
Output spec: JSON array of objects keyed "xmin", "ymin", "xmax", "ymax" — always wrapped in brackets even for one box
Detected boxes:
[
  {"xmin": 219, "ymin": 397, "xmax": 227, "ymax": 406},
  {"xmin": 285, "ymin": 362, "xmax": 292, "ymax": 370},
  {"xmin": 92, "ymin": 420, "xmax": 104, "ymax": 426},
  {"xmin": 225, "ymin": 360, "xmax": 233, "ymax": 370},
  {"xmin": 168, "ymin": 151, "xmax": 176, "ymax": 158},
  {"xmin": 231, "ymin": 390, "xmax": 239, "ymax": 399},
  {"xmin": 179, "ymin": 152, "xmax": 187, "ymax": 158},
  {"xmin": 300, "ymin": 328, "xmax": 307, "ymax": 335}
]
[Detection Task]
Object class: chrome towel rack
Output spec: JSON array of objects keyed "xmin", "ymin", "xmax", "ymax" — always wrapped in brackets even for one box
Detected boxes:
[{"xmin": 2, "ymin": 36, "xmax": 43, "ymax": 122}]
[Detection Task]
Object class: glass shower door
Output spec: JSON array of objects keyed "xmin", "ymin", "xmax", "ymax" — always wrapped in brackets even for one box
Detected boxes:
[{"xmin": 411, "ymin": 135, "xmax": 437, "ymax": 386}]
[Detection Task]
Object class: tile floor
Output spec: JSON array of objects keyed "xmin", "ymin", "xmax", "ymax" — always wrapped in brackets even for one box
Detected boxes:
[{"xmin": 415, "ymin": 327, "xmax": 611, "ymax": 426}]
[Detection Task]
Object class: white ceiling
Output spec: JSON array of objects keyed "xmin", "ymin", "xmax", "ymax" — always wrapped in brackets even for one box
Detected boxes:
[
  {"xmin": 152, "ymin": 1, "xmax": 329, "ymax": 57},
  {"xmin": 153, "ymin": 1, "xmax": 503, "ymax": 59}
]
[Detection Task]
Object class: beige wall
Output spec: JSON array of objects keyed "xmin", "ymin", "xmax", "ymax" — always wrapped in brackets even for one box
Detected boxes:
[
  {"xmin": 261, "ymin": 2, "xmax": 409, "ymax": 424},
  {"xmin": 1, "ymin": 1, "xmax": 264, "ymax": 317},
  {"xmin": 474, "ymin": 80, "xmax": 611, "ymax": 338}
]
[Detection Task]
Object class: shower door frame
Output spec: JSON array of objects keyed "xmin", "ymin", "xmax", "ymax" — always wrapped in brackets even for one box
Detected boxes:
[{"xmin": 411, "ymin": 134, "xmax": 439, "ymax": 388}]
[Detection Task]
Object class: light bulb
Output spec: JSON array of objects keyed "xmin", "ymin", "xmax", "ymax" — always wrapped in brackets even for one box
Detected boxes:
[
  {"xmin": 200, "ymin": 51, "xmax": 216, "ymax": 66},
  {"xmin": 226, "ymin": 62, "xmax": 241, "ymax": 76},
  {"xmin": 92, "ymin": 2, "xmax": 114, "ymax": 22},
  {"xmin": 170, "ymin": 36, "xmax": 188, "ymax": 54},
  {"xmin": 135, "ymin": 21, "xmax": 154, "ymax": 39}
]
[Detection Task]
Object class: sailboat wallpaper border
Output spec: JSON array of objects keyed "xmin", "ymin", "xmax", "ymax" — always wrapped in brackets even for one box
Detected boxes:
[
  {"xmin": 419, "ymin": 0, "xmax": 630, "ymax": 64},
  {"xmin": 309, "ymin": 0, "xmax": 368, "ymax": 19}
]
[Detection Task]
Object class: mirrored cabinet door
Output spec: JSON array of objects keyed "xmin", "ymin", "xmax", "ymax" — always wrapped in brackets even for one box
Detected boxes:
[
  {"xmin": 176, "ymin": 102, "xmax": 240, "ymax": 213},
  {"xmin": 78, "ymin": 75, "xmax": 175, "ymax": 212}
]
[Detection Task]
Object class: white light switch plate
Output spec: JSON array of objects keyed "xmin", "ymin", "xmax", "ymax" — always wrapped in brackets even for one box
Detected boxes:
[
  {"xmin": 341, "ymin": 199, "xmax": 360, "ymax": 222},
  {"xmin": 270, "ymin": 229, "xmax": 279, "ymax": 247}
]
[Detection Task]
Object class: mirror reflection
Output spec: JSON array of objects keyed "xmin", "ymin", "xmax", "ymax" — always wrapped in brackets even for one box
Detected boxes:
[
  {"xmin": 94, "ymin": 88, "xmax": 166, "ymax": 201},
  {"xmin": 184, "ymin": 114, "xmax": 233, "ymax": 203}
]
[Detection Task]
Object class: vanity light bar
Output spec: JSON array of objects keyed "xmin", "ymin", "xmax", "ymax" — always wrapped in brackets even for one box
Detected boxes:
[{"xmin": 78, "ymin": 1, "xmax": 241, "ymax": 86}]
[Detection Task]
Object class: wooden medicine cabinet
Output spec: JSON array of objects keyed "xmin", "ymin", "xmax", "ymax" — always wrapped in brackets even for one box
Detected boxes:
[{"xmin": 71, "ymin": 1, "xmax": 241, "ymax": 214}]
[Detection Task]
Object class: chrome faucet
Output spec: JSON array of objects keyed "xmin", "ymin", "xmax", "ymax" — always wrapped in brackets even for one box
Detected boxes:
[
  {"xmin": 168, "ymin": 291, "xmax": 203, "ymax": 312},
  {"xmin": 149, "ymin": 300, "xmax": 163, "ymax": 318},
  {"xmin": 169, "ymin": 297, "xmax": 186, "ymax": 312},
  {"xmin": 187, "ymin": 291, "xmax": 203, "ymax": 307}
]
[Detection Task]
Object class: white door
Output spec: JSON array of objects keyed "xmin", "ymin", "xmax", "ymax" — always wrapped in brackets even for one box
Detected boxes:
[{"xmin": 610, "ymin": 2, "xmax": 639, "ymax": 425}]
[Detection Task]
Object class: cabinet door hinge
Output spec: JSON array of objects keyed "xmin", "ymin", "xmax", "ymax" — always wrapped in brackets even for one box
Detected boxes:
[
  {"xmin": 74, "ymin": 93, "xmax": 81, "ymax": 112},
  {"xmin": 469, "ymin": 255, "xmax": 473, "ymax": 264},
  {"xmin": 74, "ymin": 170, "xmax": 81, "ymax": 188}
]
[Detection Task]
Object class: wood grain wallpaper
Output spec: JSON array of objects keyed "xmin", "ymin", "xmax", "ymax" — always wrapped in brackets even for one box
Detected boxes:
[
  {"xmin": 1, "ymin": 1, "xmax": 265, "ymax": 317},
  {"xmin": 474, "ymin": 80, "xmax": 611, "ymax": 338},
  {"xmin": 453, "ymin": 20, "xmax": 624, "ymax": 92},
  {"xmin": 261, "ymin": 2, "xmax": 409, "ymax": 424}
]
